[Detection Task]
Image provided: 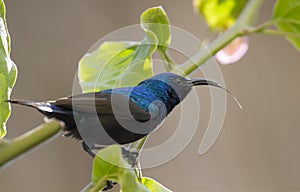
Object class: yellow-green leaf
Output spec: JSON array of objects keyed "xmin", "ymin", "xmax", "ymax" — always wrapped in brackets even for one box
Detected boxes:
[
  {"xmin": 91, "ymin": 145, "xmax": 173, "ymax": 192},
  {"xmin": 0, "ymin": 0, "xmax": 17, "ymax": 138},
  {"xmin": 91, "ymin": 145, "xmax": 150, "ymax": 192},
  {"xmin": 78, "ymin": 6, "xmax": 174, "ymax": 92},
  {"xmin": 193, "ymin": 0, "xmax": 248, "ymax": 31},
  {"xmin": 141, "ymin": 177, "xmax": 172, "ymax": 192},
  {"xmin": 79, "ymin": 27, "xmax": 157, "ymax": 93},
  {"xmin": 141, "ymin": 6, "xmax": 170, "ymax": 51},
  {"xmin": 273, "ymin": 0, "xmax": 300, "ymax": 51}
]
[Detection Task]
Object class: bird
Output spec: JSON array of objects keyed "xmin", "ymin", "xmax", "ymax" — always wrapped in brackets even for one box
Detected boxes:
[{"xmin": 6, "ymin": 72, "xmax": 241, "ymax": 156}]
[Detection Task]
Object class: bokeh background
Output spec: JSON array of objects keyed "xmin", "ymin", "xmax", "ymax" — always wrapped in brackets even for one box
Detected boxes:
[{"xmin": 1, "ymin": 0, "xmax": 300, "ymax": 191}]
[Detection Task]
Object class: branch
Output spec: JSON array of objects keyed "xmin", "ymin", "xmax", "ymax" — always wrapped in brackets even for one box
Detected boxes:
[{"xmin": 0, "ymin": 120, "xmax": 62, "ymax": 169}]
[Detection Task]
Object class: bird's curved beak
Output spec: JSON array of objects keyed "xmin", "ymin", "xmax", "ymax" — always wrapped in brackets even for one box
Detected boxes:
[
  {"xmin": 187, "ymin": 78, "xmax": 242, "ymax": 109},
  {"xmin": 188, "ymin": 78, "xmax": 220, "ymax": 87}
]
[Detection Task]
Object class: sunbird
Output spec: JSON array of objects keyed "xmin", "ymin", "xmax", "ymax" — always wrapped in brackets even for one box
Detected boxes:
[{"xmin": 7, "ymin": 73, "xmax": 240, "ymax": 156}]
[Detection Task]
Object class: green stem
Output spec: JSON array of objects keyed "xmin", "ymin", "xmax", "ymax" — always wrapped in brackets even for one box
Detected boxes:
[
  {"xmin": 0, "ymin": 120, "xmax": 62, "ymax": 169},
  {"xmin": 260, "ymin": 29, "xmax": 300, "ymax": 38},
  {"xmin": 173, "ymin": 0, "xmax": 264, "ymax": 76},
  {"xmin": 89, "ymin": 179, "xmax": 108, "ymax": 192},
  {"xmin": 128, "ymin": 136, "xmax": 147, "ymax": 152},
  {"xmin": 243, "ymin": 17, "xmax": 300, "ymax": 37},
  {"xmin": 158, "ymin": 49, "xmax": 175, "ymax": 72},
  {"xmin": 81, "ymin": 182, "xmax": 94, "ymax": 192}
]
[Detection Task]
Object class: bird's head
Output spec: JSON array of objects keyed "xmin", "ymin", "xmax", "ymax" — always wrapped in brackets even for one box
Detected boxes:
[
  {"xmin": 143, "ymin": 73, "xmax": 193, "ymax": 101},
  {"xmin": 141, "ymin": 73, "xmax": 241, "ymax": 108},
  {"xmin": 146, "ymin": 73, "xmax": 224, "ymax": 99}
]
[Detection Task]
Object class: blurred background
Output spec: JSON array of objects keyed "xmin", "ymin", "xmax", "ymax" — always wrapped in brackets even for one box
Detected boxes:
[{"xmin": 1, "ymin": 0, "xmax": 300, "ymax": 191}]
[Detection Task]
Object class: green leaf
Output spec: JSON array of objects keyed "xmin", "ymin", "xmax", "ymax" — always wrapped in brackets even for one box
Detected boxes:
[
  {"xmin": 193, "ymin": 0, "xmax": 248, "ymax": 31},
  {"xmin": 0, "ymin": 0, "xmax": 17, "ymax": 139},
  {"xmin": 140, "ymin": 6, "xmax": 170, "ymax": 52},
  {"xmin": 78, "ymin": 6, "xmax": 174, "ymax": 92},
  {"xmin": 273, "ymin": 0, "xmax": 300, "ymax": 51},
  {"xmin": 91, "ymin": 145, "xmax": 150, "ymax": 192},
  {"xmin": 91, "ymin": 145, "xmax": 173, "ymax": 192},
  {"xmin": 79, "ymin": 27, "xmax": 157, "ymax": 93},
  {"xmin": 141, "ymin": 177, "xmax": 172, "ymax": 192}
]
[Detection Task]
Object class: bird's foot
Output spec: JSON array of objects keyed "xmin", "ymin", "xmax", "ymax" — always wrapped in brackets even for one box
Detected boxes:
[{"xmin": 122, "ymin": 148, "xmax": 139, "ymax": 167}]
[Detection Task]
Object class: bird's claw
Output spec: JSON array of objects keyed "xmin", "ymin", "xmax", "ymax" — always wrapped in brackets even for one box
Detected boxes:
[{"xmin": 122, "ymin": 148, "xmax": 139, "ymax": 167}]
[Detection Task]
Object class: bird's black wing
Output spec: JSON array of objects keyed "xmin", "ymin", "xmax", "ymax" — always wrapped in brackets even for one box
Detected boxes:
[
  {"xmin": 51, "ymin": 91, "xmax": 151, "ymax": 122},
  {"xmin": 52, "ymin": 92, "xmax": 152, "ymax": 145}
]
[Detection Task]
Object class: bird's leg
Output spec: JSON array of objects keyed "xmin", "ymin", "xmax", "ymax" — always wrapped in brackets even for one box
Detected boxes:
[{"xmin": 81, "ymin": 142, "xmax": 96, "ymax": 157}]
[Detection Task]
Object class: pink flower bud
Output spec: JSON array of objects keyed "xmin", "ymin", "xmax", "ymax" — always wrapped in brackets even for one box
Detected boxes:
[{"xmin": 216, "ymin": 36, "xmax": 249, "ymax": 65}]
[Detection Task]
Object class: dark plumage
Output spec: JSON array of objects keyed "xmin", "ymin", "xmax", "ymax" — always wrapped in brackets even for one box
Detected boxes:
[{"xmin": 7, "ymin": 73, "xmax": 239, "ymax": 154}]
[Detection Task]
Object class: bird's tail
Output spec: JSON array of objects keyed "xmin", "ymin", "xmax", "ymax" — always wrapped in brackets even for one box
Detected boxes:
[
  {"xmin": 5, "ymin": 99, "xmax": 56, "ymax": 113},
  {"xmin": 188, "ymin": 79, "xmax": 242, "ymax": 109},
  {"xmin": 5, "ymin": 100, "xmax": 38, "ymax": 108}
]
